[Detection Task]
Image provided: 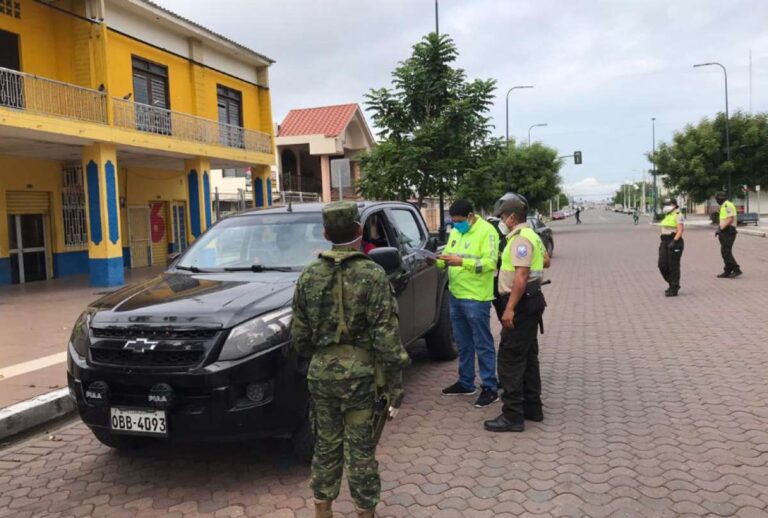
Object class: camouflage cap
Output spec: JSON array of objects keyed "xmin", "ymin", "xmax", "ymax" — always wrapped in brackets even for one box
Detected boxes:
[{"xmin": 322, "ymin": 201, "xmax": 361, "ymax": 234}]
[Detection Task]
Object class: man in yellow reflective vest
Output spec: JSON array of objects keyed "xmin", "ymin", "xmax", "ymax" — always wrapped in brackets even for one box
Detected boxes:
[
  {"xmin": 714, "ymin": 192, "xmax": 742, "ymax": 278},
  {"xmin": 485, "ymin": 193, "xmax": 549, "ymax": 433},
  {"xmin": 432, "ymin": 200, "xmax": 500, "ymax": 408},
  {"xmin": 658, "ymin": 198, "xmax": 685, "ymax": 296}
]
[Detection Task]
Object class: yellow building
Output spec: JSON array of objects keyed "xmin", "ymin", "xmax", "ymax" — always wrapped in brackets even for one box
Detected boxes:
[{"xmin": 0, "ymin": 0, "xmax": 275, "ymax": 286}]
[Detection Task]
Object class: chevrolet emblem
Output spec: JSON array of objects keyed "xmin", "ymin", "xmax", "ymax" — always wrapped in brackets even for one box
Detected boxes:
[{"xmin": 123, "ymin": 338, "xmax": 159, "ymax": 354}]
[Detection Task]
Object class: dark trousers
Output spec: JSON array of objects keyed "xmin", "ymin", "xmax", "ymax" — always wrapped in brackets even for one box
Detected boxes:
[
  {"xmin": 498, "ymin": 311, "xmax": 543, "ymax": 422},
  {"xmin": 718, "ymin": 228, "xmax": 740, "ymax": 273},
  {"xmin": 658, "ymin": 235, "xmax": 684, "ymax": 290}
]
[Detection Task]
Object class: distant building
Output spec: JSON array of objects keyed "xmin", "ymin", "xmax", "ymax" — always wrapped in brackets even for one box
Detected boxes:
[
  {"xmin": 276, "ymin": 104, "xmax": 375, "ymax": 202},
  {"xmin": 0, "ymin": 0, "xmax": 276, "ymax": 286}
]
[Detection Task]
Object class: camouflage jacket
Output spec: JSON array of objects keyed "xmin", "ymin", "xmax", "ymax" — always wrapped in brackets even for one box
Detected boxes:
[{"xmin": 291, "ymin": 248, "xmax": 409, "ymax": 381}]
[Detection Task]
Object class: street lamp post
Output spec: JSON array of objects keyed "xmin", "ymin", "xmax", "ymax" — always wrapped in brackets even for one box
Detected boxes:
[
  {"xmin": 505, "ymin": 86, "xmax": 533, "ymax": 147},
  {"xmin": 694, "ymin": 62, "xmax": 732, "ymax": 197},
  {"xmin": 528, "ymin": 123, "xmax": 548, "ymax": 146}
]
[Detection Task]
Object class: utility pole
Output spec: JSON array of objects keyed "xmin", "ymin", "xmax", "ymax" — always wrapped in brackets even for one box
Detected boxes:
[
  {"xmin": 694, "ymin": 62, "xmax": 732, "ymax": 197},
  {"xmin": 435, "ymin": 0, "xmax": 439, "ymax": 34},
  {"xmin": 651, "ymin": 117, "xmax": 657, "ymax": 216}
]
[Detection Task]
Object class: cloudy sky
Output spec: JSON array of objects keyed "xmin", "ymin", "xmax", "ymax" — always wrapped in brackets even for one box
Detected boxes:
[{"xmin": 158, "ymin": 0, "xmax": 768, "ymax": 200}]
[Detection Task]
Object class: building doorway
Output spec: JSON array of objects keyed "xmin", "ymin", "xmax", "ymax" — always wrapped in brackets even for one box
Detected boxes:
[
  {"xmin": 128, "ymin": 206, "xmax": 151, "ymax": 268},
  {"xmin": 0, "ymin": 28, "xmax": 22, "ymax": 109},
  {"xmin": 7, "ymin": 214, "xmax": 49, "ymax": 283}
]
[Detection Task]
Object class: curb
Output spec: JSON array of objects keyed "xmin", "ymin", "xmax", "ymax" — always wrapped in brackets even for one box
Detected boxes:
[
  {"xmin": 0, "ymin": 388, "xmax": 75, "ymax": 441},
  {"xmin": 740, "ymin": 228, "xmax": 767, "ymax": 238}
]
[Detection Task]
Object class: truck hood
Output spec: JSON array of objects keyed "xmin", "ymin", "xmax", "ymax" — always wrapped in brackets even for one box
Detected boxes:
[{"xmin": 89, "ymin": 271, "xmax": 299, "ymax": 329}]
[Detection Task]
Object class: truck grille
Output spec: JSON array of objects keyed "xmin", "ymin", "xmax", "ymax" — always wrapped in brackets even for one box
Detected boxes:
[
  {"xmin": 90, "ymin": 348, "xmax": 205, "ymax": 367},
  {"xmin": 91, "ymin": 327, "xmax": 219, "ymax": 340}
]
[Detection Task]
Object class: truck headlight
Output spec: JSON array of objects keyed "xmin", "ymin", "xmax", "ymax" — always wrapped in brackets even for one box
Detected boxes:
[
  {"xmin": 69, "ymin": 310, "xmax": 94, "ymax": 357},
  {"xmin": 219, "ymin": 308, "xmax": 292, "ymax": 361}
]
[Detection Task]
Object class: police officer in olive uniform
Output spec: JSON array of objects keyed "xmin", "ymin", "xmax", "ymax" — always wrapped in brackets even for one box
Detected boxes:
[
  {"xmin": 658, "ymin": 198, "xmax": 685, "ymax": 296},
  {"xmin": 714, "ymin": 192, "xmax": 743, "ymax": 278},
  {"xmin": 485, "ymin": 193, "xmax": 548, "ymax": 433},
  {"xmin": 292, "ymin": 201, "xmax": 410, "ymax": 518}
]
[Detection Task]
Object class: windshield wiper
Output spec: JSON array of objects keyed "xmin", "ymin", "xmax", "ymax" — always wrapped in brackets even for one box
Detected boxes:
[
  {"xmin": 223, "ymin": 264, "xmax": 294, "ymax": 273},
  {"xmin": 175, "ymin": 265, "xmax": 215, "ymax": 273}
]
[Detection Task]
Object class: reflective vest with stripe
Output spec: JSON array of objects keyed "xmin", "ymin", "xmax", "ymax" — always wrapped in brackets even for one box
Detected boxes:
[{"xmin": 500, "ymin": 227, "xmax": 545, "ymax": 279}]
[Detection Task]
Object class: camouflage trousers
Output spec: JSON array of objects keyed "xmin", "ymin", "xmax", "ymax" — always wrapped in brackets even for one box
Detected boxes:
[{"xmin": 308, "ymin": 376, "xmax": 379, "ymax": 510}]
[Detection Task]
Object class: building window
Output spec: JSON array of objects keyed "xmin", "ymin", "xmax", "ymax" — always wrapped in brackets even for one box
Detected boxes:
[
  {"xmin": 217, "ymin": 85, "xmax": 244, "ymax": 148},
  {"xmin": 1, "ymin": 1, "xmax": 21, "ymax": 19},
  {"xmin": 132, "ymin": 56, "xmax": 171, "ymax": 134},
  {"xmin": 61, "ymin": 165, "xmax": 88, "ymax": 248}
]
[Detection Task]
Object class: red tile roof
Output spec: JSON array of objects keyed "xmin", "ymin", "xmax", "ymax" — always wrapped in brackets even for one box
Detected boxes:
[{"xmin": 278, "ymin": 104, "xmax": 360, "ymax": 137}]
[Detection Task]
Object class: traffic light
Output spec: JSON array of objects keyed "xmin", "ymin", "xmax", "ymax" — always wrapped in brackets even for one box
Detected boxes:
[{"xmin": 574, "ymin": 151, "xmax": 582, "ymax": 165}]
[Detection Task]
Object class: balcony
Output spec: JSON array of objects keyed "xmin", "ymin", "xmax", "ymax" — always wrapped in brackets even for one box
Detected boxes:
[
  {"xmin": 112, "ymin": 98, "xmax": 272, "ymax": 155},
  {"xmin": 0, "ymin": 67, "xmax": 107, "ymax": 124}
]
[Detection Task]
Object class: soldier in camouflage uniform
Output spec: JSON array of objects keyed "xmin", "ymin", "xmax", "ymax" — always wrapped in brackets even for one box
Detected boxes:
[{"xmin": 292, "ymin": 201, "xmax": 409, "ymax": 518}]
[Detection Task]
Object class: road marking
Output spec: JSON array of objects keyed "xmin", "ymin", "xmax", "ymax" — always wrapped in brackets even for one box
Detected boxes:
[{"xmin": 0, "ymin": 352, "xmax": 67, "ymax": 381}]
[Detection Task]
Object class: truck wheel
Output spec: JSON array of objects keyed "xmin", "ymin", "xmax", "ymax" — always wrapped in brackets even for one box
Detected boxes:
[
  {"xmin": 291, "ymin": 414, "xmax": 314, "ymax": 465},
  {"xmin": 424, "ymin": 291, "xmax": 458, "ymax": 361},
  {"xmin": 91, "ymin": 428, "xmax": 148, "ymax": 450}
]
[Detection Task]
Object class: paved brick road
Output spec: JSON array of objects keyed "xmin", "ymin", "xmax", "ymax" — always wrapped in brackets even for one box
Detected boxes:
[{"xmin": 2, "ymin": 210, "xmax": 768, "ymax": 517}]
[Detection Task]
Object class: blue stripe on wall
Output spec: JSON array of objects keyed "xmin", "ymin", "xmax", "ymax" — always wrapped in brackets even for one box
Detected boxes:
[
  {"xmin": 86, "ymin": 160, "xmax": 102, "ymax": 245},
  {"xmin": 122, "ymin": 247, "xmax": 131, "ymax": 268},
  {"xmin": 188, "ymin": 170, "xmax": 201, "ymax": 238},
  {"xmin": 105, "ymin": 161, "xmax": 119, "ymax": 245},
  {"xmin": 53, "ymin": 251, "xmax": 89, "ymax": 277},
  {"xmin": 0, "ymin": 257, "xmax": 10, "ymax": 285},
  {"xmin": 89, "ymin": 257, "xmax": 124, "ymax": 287},
  {"xmin": 267, "ymin": 178, "xmax": 272, "ymax": 206},
  {"xmin": 203, "ymin": 171, "xmax": 212, "ymax": 228},
  {"xmin": 255, "ymin": 177, "xmax": 264, "ymax": 207}
]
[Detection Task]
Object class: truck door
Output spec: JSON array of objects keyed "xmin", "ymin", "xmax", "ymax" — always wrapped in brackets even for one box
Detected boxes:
[
  {"xmin": 362, "ymin": 210, "xmax": 415, "ymax": 345},
  {"xmin": 386, "ymin": 207, "xmax": 438, "ymax": 340}
]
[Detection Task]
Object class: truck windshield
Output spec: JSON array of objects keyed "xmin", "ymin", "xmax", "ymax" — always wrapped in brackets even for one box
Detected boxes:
[{"xmin": 176, "ymin": 213, "xmax": 330, "ymax": 271}]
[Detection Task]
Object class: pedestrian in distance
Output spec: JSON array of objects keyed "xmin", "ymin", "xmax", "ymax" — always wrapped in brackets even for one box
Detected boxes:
[
  {"xmin": 291, "ymin": 201, "xmax": 410, "ymax": 518},
  {"xmin": 658, "ymin": 198, "xmax": 684, "ymax": 297},
  {"xmin": 633, "ymin": 207, "xmax": 640, "ymax": 225},
  {"xmin": 485, "ymin": 193, "xmax": 549, "ymax": 433},
  {"xmin": 575, "ymin": 207, "xmax": 582, "ymax": 224},
  {"xmin": 714, "ymin": 192, "xmax": 743, "ymax": 278},
  {"xmin": 430, "ymin": 199, "xmax": 500, "ymax": 408}
]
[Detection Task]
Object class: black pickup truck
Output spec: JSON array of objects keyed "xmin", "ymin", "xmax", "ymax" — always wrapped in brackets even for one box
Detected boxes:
[{"xmin": 67, "ymin": 201, "xmax": 455, "ymax": 461}]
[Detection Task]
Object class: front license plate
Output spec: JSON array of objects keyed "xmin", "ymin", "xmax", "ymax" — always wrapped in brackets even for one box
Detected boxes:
[{"xmin": 110, "ymin": 407, "xmax": 167, "ymax": 437}]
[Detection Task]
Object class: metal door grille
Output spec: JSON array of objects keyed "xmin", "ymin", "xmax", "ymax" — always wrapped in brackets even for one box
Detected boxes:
[{"xmin": 61, "ymin": 164, "xmax": 87, "ymax": 248}]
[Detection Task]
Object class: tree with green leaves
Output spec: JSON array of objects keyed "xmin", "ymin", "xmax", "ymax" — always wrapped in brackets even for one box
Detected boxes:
[
  {"xmin": 358, "ymin": 33, "xmax": 496, "ymax": 206},
  {"xmin": 655, "ymin": 111, "xmax": 768, "ymax": 203},
  {"xmin": 456, "ymin": 139, "xmax": 563, "ymax": 213}
]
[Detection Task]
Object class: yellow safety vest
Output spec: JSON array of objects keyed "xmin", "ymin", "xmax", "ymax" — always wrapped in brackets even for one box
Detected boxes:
[
  {"xmin": 719, "ymin": 201, "xmax": 736, "ymax": 223},
  {"xmin": 500, "ymin": 227, "xmax": 544, "ymax": 275},
  {"xmin": 660, "ymin": 209, "xmax": 681, "ymax": 230}
]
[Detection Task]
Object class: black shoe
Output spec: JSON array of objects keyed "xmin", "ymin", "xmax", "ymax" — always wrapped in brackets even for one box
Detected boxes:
[
  {"xmin": 525, "ymin": 411, "xmax": 544, "ymax": 422},
  {"xmin": 484, "ymin": 414, "xmax": 524, "ymax": 432},
  {"xmin": 442, "ymin": 382, "xmax": 477, "ymax": 396},
  {"xmin": 717, "ymin": 272, "xmax": 731, "ymax": 278},
  {"xmin": 730, "ymin": 269, "xmax": 743, "ymax": 278},
  {"xmin": 665, "ymin": 288, "xmax": 679, "ymax": 297},
  {"xmin": 474, "ymin": 389, "xmax": 499, "ymax": 408},
  {"xmin": 664, "ymin": 288, "xmax": 671, "ymax": 296}
]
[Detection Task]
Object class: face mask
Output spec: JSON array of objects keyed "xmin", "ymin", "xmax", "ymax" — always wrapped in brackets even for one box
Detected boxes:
[
  {"xmin": 662, "ymin": 205, "xmax": 674, "ymax": 214},
  {"xmin": 497, "ymin": 219, "xmax": 510, "ymax": 236},
  {"xmin": 454, "ymin": 220, "xmax": 470, "ymax": 234}
]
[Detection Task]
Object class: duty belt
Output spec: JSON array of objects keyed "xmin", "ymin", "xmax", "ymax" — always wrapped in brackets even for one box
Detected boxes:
[{"xmin": 320, "ymin": 344, "xmax": 373, "ymax": 363}]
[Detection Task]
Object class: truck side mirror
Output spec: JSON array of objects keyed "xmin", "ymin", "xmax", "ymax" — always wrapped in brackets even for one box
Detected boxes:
[
  {"xmin": 368, "ymin": 247, "xmax": 403, "ymax": 275},
  {"xmin": 167, "ymin": 252, "xmax": 181, "ymax": 268}
]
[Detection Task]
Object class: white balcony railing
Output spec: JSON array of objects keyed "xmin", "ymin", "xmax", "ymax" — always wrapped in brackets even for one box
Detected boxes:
[
  {"xmin": 112, "ymin": 98, "xmax": 272, "ymax": 154},
  {"xmin": 0, "ymin": 67, "xmax": 107, "ymax": 124}
]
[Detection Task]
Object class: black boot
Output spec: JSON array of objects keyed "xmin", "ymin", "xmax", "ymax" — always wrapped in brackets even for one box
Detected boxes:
[
  {"xmin": 484, "ymin": 414, "xmax": 524, "ymax": 432},
  {"xmin": 730, "ymin": 269, "xmax": 743, "ymax": 278},
  {"xmin": 666, "ymin": 287, "xmax": 679, "ymax": 297}
]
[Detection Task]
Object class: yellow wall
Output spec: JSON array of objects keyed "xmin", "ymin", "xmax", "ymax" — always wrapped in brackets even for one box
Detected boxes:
[
  {"xmin": 0, "ymin": 155, "xmax": 70, "ymax": 258},
  {"xmin": 119, "ymin": 166, "xmax": 188, "ymax": 246},
  {"xmin": 0, "ymin": 0, "xmax": 91, "ymax": 86},
  {"xmin": 106, "ymin": 31, "xmax": 269, "ymax": 134}
]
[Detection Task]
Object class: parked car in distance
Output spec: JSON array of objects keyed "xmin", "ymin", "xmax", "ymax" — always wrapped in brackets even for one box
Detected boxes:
[
  {"xmin": 552, "ymin": 211, "xmax": 566, "ymax": 220},
  {"xmin": 67, "ymin": 201, "xmax": 456, "ymax": 462}
]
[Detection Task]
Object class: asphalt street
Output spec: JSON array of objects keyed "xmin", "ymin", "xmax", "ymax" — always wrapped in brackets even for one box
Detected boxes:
[{"xmin": 2, "ymin": 209, "xmax": 768, "ymax": 517}]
